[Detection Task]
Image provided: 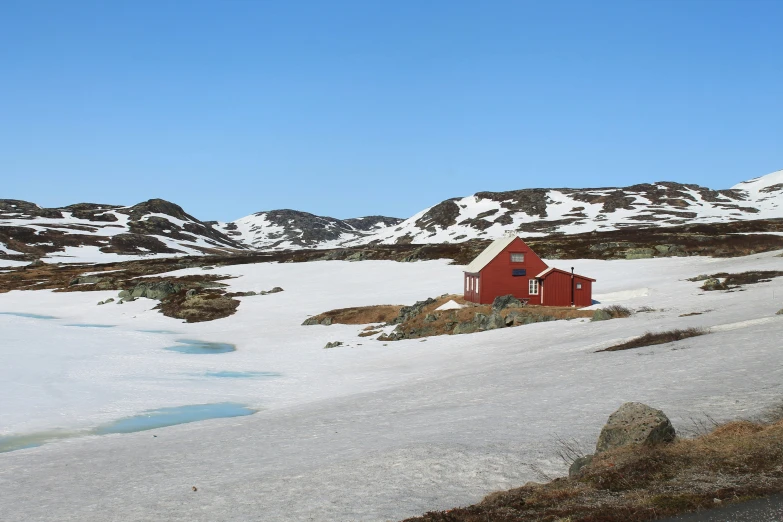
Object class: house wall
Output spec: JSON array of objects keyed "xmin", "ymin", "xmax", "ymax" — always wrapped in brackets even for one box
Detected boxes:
[
  {"xmin": 541, "ymin": 271, "xmax": 571, "ymax": 307},
  {"xmin": 471, "ymin": 237, "xmax": 548, "ymax": 305},
  {"xmin": 574, "ymin": 277, "xmax": 593, "ymax": 307},
  {"xmin": 541, "ymin": 272, "xmax": 594, "ymax": 307}
]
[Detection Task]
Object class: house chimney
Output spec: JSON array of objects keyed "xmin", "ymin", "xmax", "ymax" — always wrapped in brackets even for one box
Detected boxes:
[{"xmin": 570, "ymin": 267, "xmax": 575, "ymax": 307}]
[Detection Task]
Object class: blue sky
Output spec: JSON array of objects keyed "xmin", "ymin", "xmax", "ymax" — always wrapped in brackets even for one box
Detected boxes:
[{"xmin": 1, "ymin": 1, "xmax": 781, "ymax": 221}]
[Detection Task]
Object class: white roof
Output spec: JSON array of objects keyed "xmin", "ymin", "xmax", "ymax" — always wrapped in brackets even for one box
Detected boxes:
[
  {"xmin": 536, "ymin": 267, "xmax": 556, "ymax": 278},
  {"xmin": 464, "ymin": 235, "xmax": 517, "ymax": 273}
]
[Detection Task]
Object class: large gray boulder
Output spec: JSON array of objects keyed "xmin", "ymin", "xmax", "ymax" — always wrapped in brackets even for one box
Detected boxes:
[
  {"xmin": 596, "ymin": 402, "xmax": 676, "ymax": 454},
  {"xmin": 492, "ymin": 294, "xmax": 523, "ymax": 311}
]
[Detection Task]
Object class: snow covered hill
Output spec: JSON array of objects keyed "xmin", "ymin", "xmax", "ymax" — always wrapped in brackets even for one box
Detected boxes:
[
  {"xmin": 213, "ymin": 209, "xmax": 403, "ymax": 250},
  {"xmin": 223, "ymin": 170, "xmax": 783, "ymax": 250},
  {"xmin": 0, "ymin": 198, "xmax": 247, "ymax": 263},
  {"xmin": 2, "ymin": 170, "xmax": 781, "ymax": 262}
]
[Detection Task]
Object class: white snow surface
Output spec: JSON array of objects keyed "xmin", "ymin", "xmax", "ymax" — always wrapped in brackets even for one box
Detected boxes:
[{"xmin": 1, "ymin": 252, "xmax": 783, "ymax": 521}]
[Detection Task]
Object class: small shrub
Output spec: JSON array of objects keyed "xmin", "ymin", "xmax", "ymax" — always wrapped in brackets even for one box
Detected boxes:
[
  {"xmin": 599, "ymin": 327, "xmax": 708, "ymax": 352},
  {"xmin": 592, "ymin": 305, "xmax": 632, "ymax": 321},
  {"xmin": 603, "ymin": 305, "xmax": 632, "ymax": 318}
]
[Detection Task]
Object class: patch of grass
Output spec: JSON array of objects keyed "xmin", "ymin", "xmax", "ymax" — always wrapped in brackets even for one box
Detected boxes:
[
  {"xmin": 598, "ymin": 327, "xmax": 708, "ymax": 352},
  {"xmin": 403, "ymin": 417, "xmax": 783, "ymax": 522}
]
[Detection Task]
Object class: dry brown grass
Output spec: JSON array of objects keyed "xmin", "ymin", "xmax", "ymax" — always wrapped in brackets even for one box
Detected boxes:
[
  {"xmin": 598, "ymin": 327, "xmax": 708, "ymax": 352},
  {"xmin": 307, "ymin": 305, "xmax": 404, "ymax": 325},
  {"xmin": 403, "ymin": 418, "xmax": 783, "ymax": 522}
]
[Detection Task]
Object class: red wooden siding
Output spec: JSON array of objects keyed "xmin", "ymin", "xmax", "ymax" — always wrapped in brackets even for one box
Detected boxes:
[
  {"xmin": 540, "ymin": 270, "xmax": 571, "ymax": 307},
  {"xmin": 573, "ymin": 277, "xmax": 593, "ymax": 307},
  {"xmin": 541, "ymin": 272, "xmax": 594, "ymax": 307}
]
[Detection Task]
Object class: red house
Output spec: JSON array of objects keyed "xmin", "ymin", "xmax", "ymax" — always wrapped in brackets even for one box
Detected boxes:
[{"xmin": 463, "ymin": 234, "xmax": 595, "ymax": 307}]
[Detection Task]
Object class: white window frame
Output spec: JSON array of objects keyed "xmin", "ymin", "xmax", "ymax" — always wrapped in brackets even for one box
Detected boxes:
[
  {"xmin": 510, "ymin": 252, "xmax": 525, "ymax": 263},
  {"xmin": 529, "ymin": 278, "xmax": 539, "ymax": 295},
  {"xmin": 475, "ymin": 278, "xmax": 479, "ymax": 294},
  {"xmin": 576, "ymin": 282, "xmax": 583, "ymax": 290}
]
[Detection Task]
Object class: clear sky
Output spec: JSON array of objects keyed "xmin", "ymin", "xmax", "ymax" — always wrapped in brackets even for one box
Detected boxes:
[{"xmin": 1, "ymin": 1, "xmax": 781, "ymax": 221}]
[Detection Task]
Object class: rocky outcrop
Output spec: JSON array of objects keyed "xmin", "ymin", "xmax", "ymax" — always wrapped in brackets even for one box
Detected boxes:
[
  {"xmin": 128, "ymin": 281, "xmax": 183, "ymax": 300},
  {"xmin": 492, "ymin": 294, "xmax": 524, "ymax": 311},
  {"xmin": 391, "ymin": 298, "xmax": 437, "ymax": 325},
  {"xmin": 595, "ymin": 402, "xmax": 676, "ymax": 454}
]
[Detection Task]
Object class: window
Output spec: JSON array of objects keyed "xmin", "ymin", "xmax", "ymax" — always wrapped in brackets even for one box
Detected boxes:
[
  {"xmin": 512, "ymin": 269, "xmax": 526, "ymax": 277},
  {"xmin": 529, "ymin": 278, "xmax": 539, "ymax": 295},
  {"xmin": 475, "ymin": 278, "xmax": 479, "ymax": 293},
  {"xmin": 576, "ymin": 282, "xmax": 583, "ymax": 290},
  {"xmin": 510, "ymin": 253, "xmax": 525, "ymax": 263}
]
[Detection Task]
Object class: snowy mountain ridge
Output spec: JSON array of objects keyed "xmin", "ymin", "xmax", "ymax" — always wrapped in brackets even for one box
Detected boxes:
[
  {"xmin": 0, "ymin": 199, "xmax": 247, "ymax": 263},
  {"xmin": 1, "ymin": 170, "xmax": 781, "ymax": 262},
  {"xmin": 226, "ymin": 169, "xmax": 783, "ymax": 250}
]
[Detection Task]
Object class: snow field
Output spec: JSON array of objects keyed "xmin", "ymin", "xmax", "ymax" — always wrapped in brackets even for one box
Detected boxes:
[{"xmin": 0, "ymin": 251, "xmax": 782, "ymax": 521}]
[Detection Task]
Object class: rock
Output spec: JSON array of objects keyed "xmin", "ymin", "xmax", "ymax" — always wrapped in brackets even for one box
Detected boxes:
[
  {"xmin": 130, "ymin": 281, "xmax": 182, "ymax": 300},
  {"xmin": 324, "ymin": 341, "xmax": 343, "ymax": 349},
  {"xmin": 492, "ymin": 294, "xmax": 523, "ymax": 311},
  {"xmin": 591, "ymin": 309, "xmax": 612, "ymax": 321},
  {"xmin": 321, "ymin": 317, "xmax": 332, "ymax": 326},
  {"xmin": 268, "ymin": 287, "xmax": 283, "ymax": 293},
  {"xmin": 28, "ymin": 259, "xmax": 46, "ymax": 267},
  {"xmin": 118, "ymin": 290, "xmax": 131, "ymax": 299},
  {"xmin": 104, "ymin": 298, "xmax": 114, "ymax": 304},
  {"xmin": 654, "ymin": 244, "xmax": 671, "ymax": 253},
  {"xmin": 777, "ymin": 309, "xmax": 783, "ymax": 315},
  {"xmin": 701, "ymin": 278, "xmax": 726, "ymax": 291},
  {"xmin": 186, "ymin": 289, "xmax": 197, "ymax": 298},
  {"xmin": 97, "ymin": 300, "xmax": 105, "ymax": 306},
  {"xmin": 424, "ymin": 313, "xmax": 438, "ymax": 323},
  {"xmin": 345, "ymin": 251, "xmax": 365, "ymax": 261},
  {"xmin": 625, "ymin": 248, "xmax": 655, "ymax": 260},
  {"xmin": 505, "ymin": 310, "xmax": 525, "ymax": 326},
  {"xmin": 202, "ymin": 266, "xmax": 214, "ymax": 270},
  {"xmin": 391, "ymin": 298, "xmax": 436, "ymax": 324},
  {"xmin": 568, "ymin": 454, "xmax": 594, "ymax": 478},
  {"xmin": 478, "ymin": 312, "xmax": 505, "ymax": 331},
  {"xmin": 453, "ymin": 322, "xmax": 478, "ymax": 335},
  {"xmin": 595, "ymin": 402, "xmax": 676, "ymax": 454},
  {"xmin": 302, "ymin": 317, "xmax": 320, "ymax": 326}
]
